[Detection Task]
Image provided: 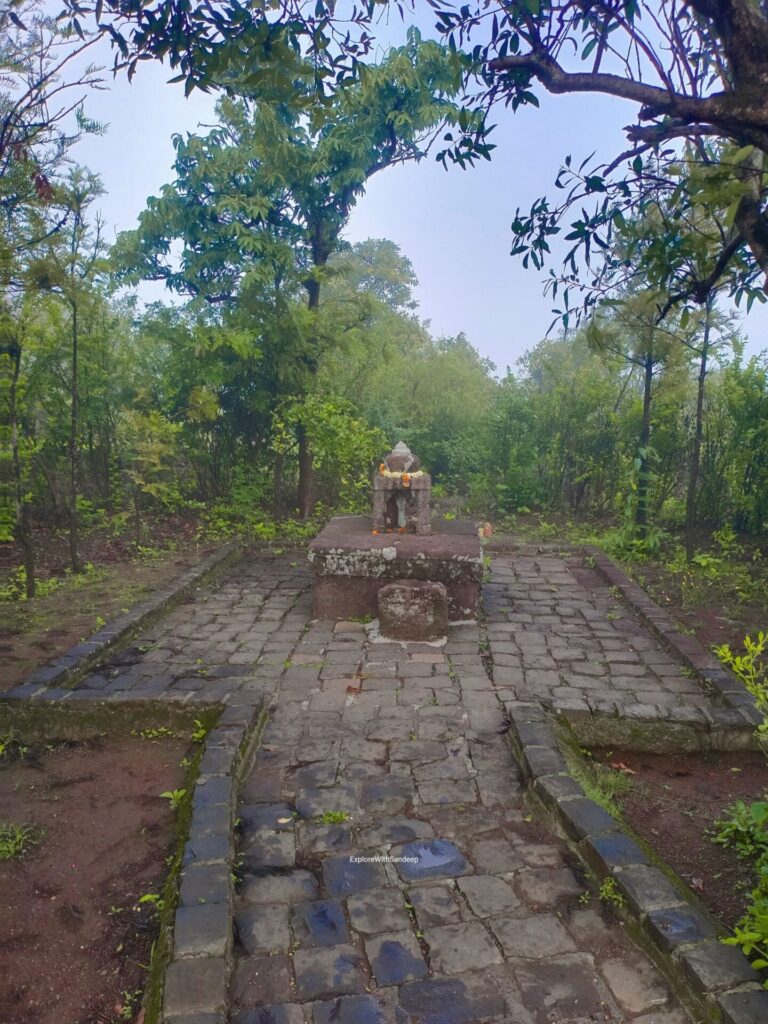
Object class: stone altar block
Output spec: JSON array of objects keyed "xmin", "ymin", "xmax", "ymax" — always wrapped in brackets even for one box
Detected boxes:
[{"xmin": 308, "ymin": 514, "xmax": 483, "ymax": 621}]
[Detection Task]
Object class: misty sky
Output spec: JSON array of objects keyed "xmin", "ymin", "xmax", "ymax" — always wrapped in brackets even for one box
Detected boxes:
[{"xmin": 69, "ymin": 19, "xmax": 767, "ymax": 374}]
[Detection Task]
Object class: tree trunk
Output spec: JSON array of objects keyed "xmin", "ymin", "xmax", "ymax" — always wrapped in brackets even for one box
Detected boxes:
[
  {"xmin": 685, "ymin": 300, "xmax": 712, "ymax": 562},
  {"xmin": 635, "ymin": 353, "xmax": 654, "ymax": 535},
  {"xmin": 134, "ymin": 489, "xmax": 142, "ymax": 547},
  {"xmin": 297, "ymin": 423, "xmax": 316, "ymax": 520},
  {"xmin": 297, "ymin": 263, "xmax": 323, "ymax": 520},
  {"xmin": 35, "ymin": 456, "xmax": 61, "ymax": 522},
  {"xmin": 9, "ymin": 342, "xmax": 36, "ymax": 598},
  {"xmin": 273, "ymin": 451, "xmax": 285, "ymax": 520},
  {"xmin": 69, "ymin": 299, "xmax": 82, "ymax": 572}
]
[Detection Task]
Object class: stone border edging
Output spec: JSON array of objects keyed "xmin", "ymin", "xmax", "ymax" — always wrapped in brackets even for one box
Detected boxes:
[
  {"xmin": 584, "ymin": 545, "xmax": 761, "ymax": 727},
  {"xmin": 551, "ymin": 702, "xmax": 761, "ymax": 753},
  {"xmin": 6, "ymin": 542, "xmax": 241, "ymax": 700},
  {"xmin": 504, "ymin": 700, "xmax": 768, "ymax": 1024},
  {"xmin": 161, "ymin": 695, "xmax": 268, "ymax": 1024}
]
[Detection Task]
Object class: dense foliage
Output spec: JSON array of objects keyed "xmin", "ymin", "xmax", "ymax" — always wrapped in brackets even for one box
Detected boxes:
[{"xmin": 2, "ymin": 1, "xmax": 768, "ymax": 606}]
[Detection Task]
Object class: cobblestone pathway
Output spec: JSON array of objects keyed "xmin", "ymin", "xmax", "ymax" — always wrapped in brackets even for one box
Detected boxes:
[
  {"xmin": 80, "ymin": 550, "xmax": 707, "ymax": 1022},
  {"xmin": 484, "ymin": 554, "xmax": 710, "ymax": 713}
]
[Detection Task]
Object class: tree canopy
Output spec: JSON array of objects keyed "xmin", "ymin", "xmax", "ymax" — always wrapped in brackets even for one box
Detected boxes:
[{"xmin": 62, "ymin": 0, "xmax": 768, "ymax": 318}]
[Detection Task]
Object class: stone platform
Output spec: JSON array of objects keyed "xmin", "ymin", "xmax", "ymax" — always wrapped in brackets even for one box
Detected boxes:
[{"xmin": 308, "ymin": 515, "xmax": 483, "ymax": 621}]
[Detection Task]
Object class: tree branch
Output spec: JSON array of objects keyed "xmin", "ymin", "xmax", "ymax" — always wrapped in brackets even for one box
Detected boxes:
[{"xmin": 488, "ymin": 52, "xmax": 693, "ymax": 112}]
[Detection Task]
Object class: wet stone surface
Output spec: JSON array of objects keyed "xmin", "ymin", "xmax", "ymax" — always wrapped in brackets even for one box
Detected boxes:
[
  {"xmin": 395, "ymin": 839, "xmax": 469, "ymax": 882},
  {"xmin": 189, "ymin": 550, "xmax": 698, "ymax": 1022},
  {"xmin": 290, "ymin": 899, "xmax": 349, "ymax": 948},
  {"xmin": 59, "ymin": 549, "xmax": 704, "ymax": 1021},
  {"xmin": 485, "ymin": 553, "xmax": 712, "ymax": 713}
]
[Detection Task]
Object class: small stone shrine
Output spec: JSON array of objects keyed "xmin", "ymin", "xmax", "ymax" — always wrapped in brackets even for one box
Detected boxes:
[
  {"xmin": 372, "ymin": 441, "xmax": 432, "ymax": 536},
  {"xmin": 309, "ymin": 442, "xmax": 483, "ymax": 634}
]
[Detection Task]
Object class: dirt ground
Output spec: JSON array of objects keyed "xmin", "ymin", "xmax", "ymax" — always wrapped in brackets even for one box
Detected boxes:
[
  {"xmin": 601, "ymin": 747, "xmax": 768, "ymax": 928},
  {"xmin": 1, "ymin": 532, "xmax": 221, "ymax": 690},
  {"xmin": 0, "ymin": 735, "xmax": 188, "ymax": 1024}
]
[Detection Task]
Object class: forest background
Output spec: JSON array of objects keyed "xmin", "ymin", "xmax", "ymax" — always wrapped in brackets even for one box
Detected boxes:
[{"xmin": 2, "ymin": 0, "xmax": 768, "ymax": 674}]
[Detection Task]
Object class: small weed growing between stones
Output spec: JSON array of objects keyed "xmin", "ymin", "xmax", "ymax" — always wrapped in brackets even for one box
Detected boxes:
[
  {"xmin": 0, "ymin": 822, "xmax": 44, "ymax": 860},
  {"xmin": 317, "ymin": 811, "xmax": 350, "ymax": 825},
  {"xmin": 191, "ymin": 719, "xmax": 208, "ymax": 743},
  {"xmin": 598, "ymin": 877, "xmax": 626, "ymax": 910}
]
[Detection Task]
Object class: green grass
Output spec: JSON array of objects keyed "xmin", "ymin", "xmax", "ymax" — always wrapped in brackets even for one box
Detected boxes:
[
  {"xmin": 317, "ymin": 811, "xmax": 350, "ymax": 825},
  {"xmin": 0, "ymin": 822, "xmax": 45, "ymax": 861},
  {"xmin": 0, "ymin": 727, "xmax": 30, "ymax": 763},
  {"xmin": 568, "ymin": 755, "xmax": 636, "ymax": 816}
]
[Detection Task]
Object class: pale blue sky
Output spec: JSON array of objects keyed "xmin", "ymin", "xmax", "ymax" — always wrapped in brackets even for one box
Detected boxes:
[{"xmin": 70, "ymin": 22, "xmax": 767, "ymax": 372}]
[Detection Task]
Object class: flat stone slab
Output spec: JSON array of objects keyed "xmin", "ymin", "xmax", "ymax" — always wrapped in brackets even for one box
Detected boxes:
[
  {"xmin": 232, "ymin": 954, "xmax": 294, "ymax": 1007},
  {"xmin": 423, "ymin": 921, "xmax": 503, "ymax": 974},
  {"xmin": 489, "ymin": 913, "xmax": 577, "ymax": 958},
  {"xmin": 309, "ymin": 516, "xmax": 482, "ymax": 581},
  {"xmin": 408, "ymin": 884, "xmax": 462, "ymax": 927},
  {"xmin": 293, "ymin": 945, "xmax": 367, "ymax": 1001},
  {"xmin": 322, "ymin": 855, "xmax": 389, "ymax": 896},
  {"xmin": 397, "ymin": 974, "xmax": 506, "ymax": 1022},
  {"xmin": 516, "ymin": 953, "xmax": 607, "ymax": 1020},
  {"xmin": 173, "ymin": 903, "xmax": 230, "ymax": 959},
  {"xmin": 347, "ymin": 890, "xmax": 413, "ymax": 935},
  {"xmin": 365, "ymin": 930, "xmax": 428, "ymax": 985},
  {"xmin": 240, "ymin": 869, "xmax": 318, "ymax": 905},
  {"xmin": 240, "ymin": 803, "xmax": 296, "ymax": 832},
  {"xmin": 456, "ymin": 875, "xmax": 521, "ymax": 917},
  {"xmin": 241, "ymin": 830, "xmax": 296, "ymax": 869},
  {"xmin": 291, "ymin": 899, "xmax": 349, "ymax": 948},
  {"xmin": 394, "ymin": 839, "xmax": 470, "ymax": 882},
  {"xmin": 164, "ymin": 957, "xmax": 228, "ymax": 1017},
  {"xmin": 235, "ymin": 903, "xmax": 291, "ymax": 954},
  {"xmin": 311, "ymin": 995, "xmax": 389, "ymax": 1024},
  {"xmin": 295, "ymin": 783, "xmax": 361, "ymax": 820},
  {"xmin": 232, "ymin": 1007, "xmax": 305, "ymax": 1024}
]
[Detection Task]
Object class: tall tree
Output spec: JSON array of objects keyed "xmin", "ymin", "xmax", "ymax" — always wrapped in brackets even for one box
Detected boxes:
[
  {"xmin": 116, "ymin": 30, "xmax": 465, "ymax": 516},
  {"xmin": 1, "ymin": 2, "xmax": 103, "ymax": 592},
  {"xmin": 29, "ymin": 168, "xmax": 107, "ymax": 571},
  {"xmin": 62, "ymin": 1, "xmax": 768, "ymax": 302},
  {"xmin": 587, "ymin": 290, "xmax": 682, "ymax": 536}
]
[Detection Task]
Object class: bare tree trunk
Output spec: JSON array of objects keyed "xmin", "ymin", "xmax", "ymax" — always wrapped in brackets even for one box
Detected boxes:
[
  {"xmin": 297, "ymin": 423, "xmax": 316, "ymax": 521},
  {"xmin": 134, "ymin": 489, "xmax": 141, "ymax": 548},
  {"xmin": 36, "ymin": 456, "xmax": 62, "ymax": 521},
  {"xmin": 9, "ymin": 343, "xmax": 36, "ymax": 598},
  {"xmin": 273, "ymin": 451, "xmax": 284, "ymax": 520},
  {"xmin": 635, "ymin": 353, "xmax": 654, "ymax": 535},
  {"xmin": 297, "ymin": 269, "xmax": 322, "ymax": 521},
  {"xmin": 69, "ymin": 299, "xmax": 82, "ymax": 572},
  {"xmin": 685, "ymin": 299, "xmax": 713, "ymax": 562}
]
